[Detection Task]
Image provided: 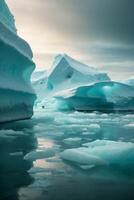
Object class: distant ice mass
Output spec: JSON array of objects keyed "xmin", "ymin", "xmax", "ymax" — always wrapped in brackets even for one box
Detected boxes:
[
  {"xmin": 121, "ymin": 77, "xmax": 134, "ymax": 87},
  {"xmin": 33, "ymin": 54, "xmax": 134, "ymax": 113},
  {"xmin": 0, "ymin": 0, "xmax": 36, "ymax": 122},
  {"xmin": 33, "ymin": 54, "xmax": 110, "ymax": 100}
]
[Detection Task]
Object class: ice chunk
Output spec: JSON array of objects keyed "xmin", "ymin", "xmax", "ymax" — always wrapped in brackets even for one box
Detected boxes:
[
  {"xmin": 60, "ymin": 140, "xmax": 134, "ymax": 168},
  {"xmin": 82, "ymin": 131, "xmax": 96, "ymax": 135},
  {"xmin": 124, "ymin": 123, "xmax": 134, "ymax": 128},
  {"xmin": 88, "ymin": 124, "xmax": 100, "ymax": 131},
  {"xmin": 60, "ymin": 148, "xmax": 106, "ymax": 166},
  {"xmin": 24, "ymin": 148, "xmax": 56, "ymax": 161},
  {"xmin": 63, "ymin": 137, "xmax": 82, "ymax": 145},
  {"xmin": 0, "ymin": 1, "xmax": 36, "ymax": 122},
  {"xmin": 56, "ymin": 81, "xmax": 134, "ymax": 112}
]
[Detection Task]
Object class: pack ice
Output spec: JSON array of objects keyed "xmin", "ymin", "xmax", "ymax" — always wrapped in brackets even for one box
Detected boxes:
[
  {"xmin": 56, "ymin": 81, "xmax": 134, "ymax": 111},
  {"xmin": 33, "ymin": 54, "xmax": 110, "ymax": 99},
  {"xmin": 0, "ymin": 0, "xmax": 36, "ymax": 122}
]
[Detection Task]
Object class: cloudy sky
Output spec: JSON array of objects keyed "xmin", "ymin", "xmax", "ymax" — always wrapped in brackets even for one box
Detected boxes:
[{"xmin": 7, "ymin": 0, "xmax": 134, "ymax": 79}]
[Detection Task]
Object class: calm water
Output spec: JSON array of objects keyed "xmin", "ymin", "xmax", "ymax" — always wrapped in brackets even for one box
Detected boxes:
[{"xmin": 0, "ymin": 109, "xmax": 134, "ymax": 200}]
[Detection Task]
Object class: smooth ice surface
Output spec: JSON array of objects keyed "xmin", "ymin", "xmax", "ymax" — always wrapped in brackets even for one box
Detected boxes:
[
  {"xmin": 56, "ymin": 81, "xmax": 134, "ymax": 111},
  {"xmin": 33, "ymin": 54, "xmax": 110, "ymax": 99},
  {"xmin": 60, "ymin": 148, "xmax": 107, "ymax": 166},
  {"xmin": 0, "ymin": 1, "xmax": 36, "ymax": 122}
]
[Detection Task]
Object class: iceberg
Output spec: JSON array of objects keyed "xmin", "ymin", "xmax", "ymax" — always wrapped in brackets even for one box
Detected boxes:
[
  {"xmin": 0, "ymin": 0, "xmax": 36, "ymax": 122},
  {"xmin": 33, "ymin": 54, "xmax": 110, "ymax": 99},
  {"xmin": 55, "ymin": 81, "xmax": 134, "ymax": 112}
]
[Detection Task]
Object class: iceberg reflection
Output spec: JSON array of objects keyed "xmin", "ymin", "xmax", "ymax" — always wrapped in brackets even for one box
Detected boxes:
[{"xmin": 0, "ymin": 120, "xmax": 37, "ymax": 200}]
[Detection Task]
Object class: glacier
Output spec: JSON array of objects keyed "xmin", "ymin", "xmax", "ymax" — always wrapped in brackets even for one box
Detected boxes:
[
  {"xmin": 55, "ymin": 81, "xmax": 134, "ymax": 112},
  {"xmin": 0, "ymin": 0, "xmax": 36, "ymax": 122},
  {"xmin": 33, "ymin": 54, "xmax": 110, "ymax": 100}
]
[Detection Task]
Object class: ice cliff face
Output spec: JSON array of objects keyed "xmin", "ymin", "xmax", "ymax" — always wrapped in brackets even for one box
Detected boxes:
[
  {"xmin": 33, "ymin": 54, "xmax": 110, "ymax": 99},
  {"xmin": 0, "ymin": 0, "xmax": 36, "ymax": 122}
]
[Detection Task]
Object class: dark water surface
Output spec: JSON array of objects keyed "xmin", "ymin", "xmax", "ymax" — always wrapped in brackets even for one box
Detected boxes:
[{"xmin": 0, "ymin": 110, "xmax": 134, "ymax": 200}]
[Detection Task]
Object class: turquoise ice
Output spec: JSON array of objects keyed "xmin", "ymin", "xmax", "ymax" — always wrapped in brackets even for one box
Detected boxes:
[
  {"xmin": 0, "ymin": 0, "xmax": 36, "ymax": 122},
  {"xmin": 55, "ymin": 81, "xmax": 134, "ymax": 112}
]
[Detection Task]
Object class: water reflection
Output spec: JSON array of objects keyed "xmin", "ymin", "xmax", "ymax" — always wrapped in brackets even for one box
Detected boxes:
[{"xmin": 0, "ymin": 120, "xmax": 37, "ymax": 200}]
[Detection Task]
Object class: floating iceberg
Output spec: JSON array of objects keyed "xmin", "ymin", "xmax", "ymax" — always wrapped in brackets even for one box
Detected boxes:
[
  {"xmin": 33, "ymin": 54, "xmax": 110, "ymax": 99},
  {"xmin": 0, "ymin": 0, "xmax": 36, "ymax": 122},
  {"xmin": 60, "ymin": 140, "xmax": 134, "ymax": 169},
  {"xmin": 55, "ymin": 81, "xmax": 134, "ymax": 112}
]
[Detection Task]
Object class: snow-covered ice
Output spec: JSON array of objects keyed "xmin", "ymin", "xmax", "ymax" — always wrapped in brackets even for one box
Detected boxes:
[{"xmin": 33, "ymin": 54, "xmax": 110, "ymax": 100}]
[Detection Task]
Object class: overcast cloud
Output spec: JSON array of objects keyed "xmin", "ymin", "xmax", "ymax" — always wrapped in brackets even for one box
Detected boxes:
[{"xmin": 7, "ymin": 0, "xmax": 134, "ymax": 79}]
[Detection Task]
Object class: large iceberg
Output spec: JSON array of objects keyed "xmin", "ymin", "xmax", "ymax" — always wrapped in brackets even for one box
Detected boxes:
[
  {"xmin": 55, "ymin": 81, "xmax": 134, "ymax": 111},
  {"xmin": 0, "ymin": 0, "xmax": 36, "ymax": 122},
  {"xmin": 33, "ymin": 54, "xmax": 110, "ymax": 99}
]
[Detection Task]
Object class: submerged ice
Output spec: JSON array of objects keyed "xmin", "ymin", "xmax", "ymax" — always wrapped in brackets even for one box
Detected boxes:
[{"xmin": 0, "ymin": 0, "xmax": 36, "ymax": 122}]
